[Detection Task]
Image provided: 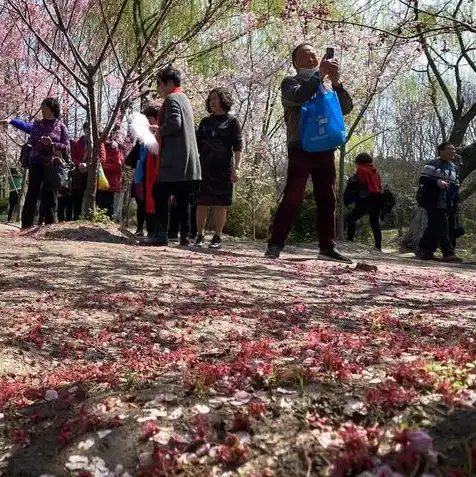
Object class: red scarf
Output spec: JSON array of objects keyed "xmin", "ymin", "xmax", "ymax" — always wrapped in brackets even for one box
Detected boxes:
[{"xmin": 144, "ymin": 86, "xmax": 184, "ymax": 214}]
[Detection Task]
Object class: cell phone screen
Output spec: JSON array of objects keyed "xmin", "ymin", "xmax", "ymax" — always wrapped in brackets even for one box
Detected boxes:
[{"xmin": 325, "ymin": 47, "xmax": 335, "ymax": 60}]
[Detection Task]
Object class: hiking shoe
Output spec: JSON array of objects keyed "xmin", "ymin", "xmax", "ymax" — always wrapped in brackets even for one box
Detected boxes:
[
  {"xmin": 194, "ymin": 235, "xmax": 205, "ymax": 248},
  {"xmin": 415, "ymin": 247, "xmax": 434, "ymax": 260},
  {"xmin": 209, "ymin": 235, "xmax": 222, "ymax": 249},
  {"xmin": 265, "ymin": 244, "xmax": 282, "ymax": 259},
  {"xmin": 319, "ymin": 248, "xmax": 352, "ymax": 263},
  {"xmin": 141, "ymin": 235, "xmax": 168, "ymax": 247},
  {"xmin": 442, "ymin": 254, "xmax": 463, "ymax": 263},
  {"xmin": 180, "ymin": 237, "xmax": 190, "ymax": 247},
  {"xmin": 134, "ymin": 230, "xmax": 144, "ymax": 237}
]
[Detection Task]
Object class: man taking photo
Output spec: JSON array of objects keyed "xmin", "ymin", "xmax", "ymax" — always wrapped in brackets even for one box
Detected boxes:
[{"xmin": 266, "ymin": 43, "xmax": 354, "ymax": 262}]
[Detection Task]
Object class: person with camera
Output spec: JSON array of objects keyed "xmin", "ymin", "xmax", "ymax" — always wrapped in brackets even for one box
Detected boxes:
[
  {"xmin": 265, "ymin": 43, "xmax": 353, "ymax": 261},
  {"xmin": 1, "ymin": 98, "xmax": 70, "ymax": 228}
]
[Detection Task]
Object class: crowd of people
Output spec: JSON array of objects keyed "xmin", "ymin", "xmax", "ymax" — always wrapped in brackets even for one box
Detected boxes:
[
  {"xmin": 2, "ymin": 106, "xmax": 124, "ymax": 227},
  {"xmin": 1, "ymin": 42, "xmax": 465, "ymax": 262}
]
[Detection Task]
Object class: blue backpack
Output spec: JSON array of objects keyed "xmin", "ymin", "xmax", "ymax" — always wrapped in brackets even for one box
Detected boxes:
[{"xmin": 300, "ymin": 85, "xmax": 347, "ymax": 152}]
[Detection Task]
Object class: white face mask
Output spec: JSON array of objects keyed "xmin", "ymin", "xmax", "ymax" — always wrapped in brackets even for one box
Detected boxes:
[{"xmin": 297, "ymin": 66, "xmax": 319, "ymax": 79}]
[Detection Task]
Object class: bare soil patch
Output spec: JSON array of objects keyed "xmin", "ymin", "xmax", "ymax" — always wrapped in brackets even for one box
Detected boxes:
[{"xmin": 0, "ymin": 223, "xmax": 475, "ymax": 477}]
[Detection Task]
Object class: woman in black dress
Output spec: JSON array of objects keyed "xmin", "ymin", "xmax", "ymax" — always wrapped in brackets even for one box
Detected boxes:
[{"xmin": 194, "ymin": 88, "xmax": 243, "ymax": 249}]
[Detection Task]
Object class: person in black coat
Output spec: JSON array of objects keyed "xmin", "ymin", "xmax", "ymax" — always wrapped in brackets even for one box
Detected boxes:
[{"xmin": 194, "ymin": 88, "xmax": 242, "ymax": 249}]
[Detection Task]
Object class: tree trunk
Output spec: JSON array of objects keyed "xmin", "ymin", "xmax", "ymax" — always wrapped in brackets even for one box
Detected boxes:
[
  {"xmin": 459, "ymin": 168, "xmax": 476, "ymax": 202},
  {"xmin": 114, "ymin": 191, "xmax": 123, "ymax": 223},
  {"xmin": 124, "ymin": 195, "xmax": 132, "ymax": 228},
  {"xmin": 121, "ymin": 175, "xmax": 131, "ymax": 226},
  {"xmin": 15, "ymin": 172, "xmax": 28, "ymax": 222},
  {"xmin": 457, "ymin": 141, "xmax": 476, "ymax": 183},
  {"xmin": 84, "ymin": 139, "xmax": 100, "ymax": 217},
  {"xmin": 395, "ymin": 207, "xmax": 403, "ymax": 238},
  {"xmin": 83, "ymin": 80, "xmax": 100, "ymax": 217},
  {"xmin": 337, "ymin": 145, "xmax": 346, "ymax": 240},
  {"xmin": 251, "ymin": 182, "xmax": 256, "ymax": 241},
  {"xmin": 448, "ymin": 110, "xmax": 476, "ymax": 148},
  {"xmin": 401, "ymin": 208, "xmax": 427, "ymax": 250}
]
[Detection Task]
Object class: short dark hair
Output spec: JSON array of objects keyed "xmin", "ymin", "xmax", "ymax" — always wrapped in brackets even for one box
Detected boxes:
[
  {"xmin": 292, "ymin": 43, "xmax": 313, "ymax": 64},
  {"xmin": 41, "ymin": 97, "xmax": 61, "ymax": 118},
  {"xmin": 83, "ymin": 122, "xmax": 89, "ymax": 129},
  {"xmin": 10, "ymin": 167, "xmax": 18, "ymax": 175},
  {"xmin": 142, "ymin": 105, "xmax": 160, "ymax": 118},
  {"xmin": 157, "ymin": 65, "xmax": 181, "ymax": 87},
  {"xmin": 355, "ymin": 152, "xmax": 373, "ymax": 165},
  {"xmin": 206, "ymin": 88, "xmax": 233, "ymax": 114},
  {"xmin": 438, "ymin": 141, "xmax": 453, "ymax": 153}
]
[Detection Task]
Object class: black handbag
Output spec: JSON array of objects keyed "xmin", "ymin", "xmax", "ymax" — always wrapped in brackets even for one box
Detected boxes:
[
  {"xmin": 43, "ymin": 151, "xmax": 75, "ymax": 192},
  {"xmin": 20, "ymin": 143, "xmax": 32, "ymax": 168}
]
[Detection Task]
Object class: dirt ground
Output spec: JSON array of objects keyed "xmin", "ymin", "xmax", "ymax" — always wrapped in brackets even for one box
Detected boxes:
[{"xmin": 0, "ymin": 222, "xmax": 475, "ymax": 477}]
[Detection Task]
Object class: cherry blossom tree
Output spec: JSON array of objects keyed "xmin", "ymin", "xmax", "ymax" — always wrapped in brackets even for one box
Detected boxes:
[{"xmin": 3, "ymin": 0, "xmax": 246, "ymax": 215}]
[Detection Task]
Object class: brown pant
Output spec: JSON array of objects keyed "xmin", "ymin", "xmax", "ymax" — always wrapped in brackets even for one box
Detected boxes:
[{"xmin": 269, "ymin": 147, "xmax": 336, "ymax": 250}]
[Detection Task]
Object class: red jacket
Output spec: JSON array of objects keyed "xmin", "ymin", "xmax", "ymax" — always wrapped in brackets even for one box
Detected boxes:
[
  {"xmin": 102, "ymin": 143, "xmax": 124, "ymax": 193},
  {"xmin": 71, "ymin": 136, "xmax": 106, "ymax": 167},
  {"xmin": 356, "ymin": 164, "xmax": 382, "ymax": 194}
]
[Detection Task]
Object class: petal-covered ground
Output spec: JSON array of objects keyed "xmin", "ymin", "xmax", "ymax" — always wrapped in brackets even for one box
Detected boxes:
[{"xmin": 0, "ymin": 223, "xmax": 475, "ymax": 477}]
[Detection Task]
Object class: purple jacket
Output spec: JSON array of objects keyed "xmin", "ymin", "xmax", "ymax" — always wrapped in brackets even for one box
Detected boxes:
[{"xmin": 10, "ymin": 118, "xmax": 70, "ymax": 165}]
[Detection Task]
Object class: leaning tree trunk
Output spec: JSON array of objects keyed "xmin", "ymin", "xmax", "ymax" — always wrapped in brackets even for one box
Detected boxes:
[
  {"xmin": 459, "ymin": 168, "xmax": 476, "ymax": 202},
  {"xmin": 457, "ymin": 142, "xmax": 476, "ymax": 201},
  {"xmin": 401, "ymin": 208, "xmax": 427, "ymax": 250},
  {"xmin": 337, "ymin": 145, "xmax": 346, "ymax": 240}
]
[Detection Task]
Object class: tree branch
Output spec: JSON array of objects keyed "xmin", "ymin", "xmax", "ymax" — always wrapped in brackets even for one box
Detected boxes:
[
  {"xmin": 426, "ymin": 68, "xmax": 447, "ymax": 140},
  {"xmin": 49, "ymin": 0, "xmax": 89, "ymax": 74},
  {"xmin": 455, "ymin": 28, "xmax": 476, "ymax": 76},
  {"xmin": 93, "ymin": 0, "xmax": 130, "ymax": 72},
  {"xmin": 419, "ymin": 33, "xmax": 457, "ymax": 117},
  {"xmin": 7, "ymin": 1, "xmax": 87, "ymax": 87}
]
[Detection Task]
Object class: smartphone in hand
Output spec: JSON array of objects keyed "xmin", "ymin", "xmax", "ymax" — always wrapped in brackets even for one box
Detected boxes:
[{"xmin": 325, "ymin": 47, "xmax": 335, "ymax": 60}]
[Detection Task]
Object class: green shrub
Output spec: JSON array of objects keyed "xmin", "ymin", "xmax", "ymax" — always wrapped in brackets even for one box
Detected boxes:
[
  {"xmin": 90, "ymin": 207, "xmax": 114, "ymax": 225},
  {"xmin": 225, "ymin": 197, "xmax": 272, "ymax": 239}
]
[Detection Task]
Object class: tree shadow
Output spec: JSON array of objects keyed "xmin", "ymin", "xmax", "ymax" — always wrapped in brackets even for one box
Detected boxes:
[
  {"xmin": 2, "ymin": 234, "xmax": 476, "ymax": 476},
  {"xmin": 427, "ymin": 406, "xmax": 476, "ymax": 470}
]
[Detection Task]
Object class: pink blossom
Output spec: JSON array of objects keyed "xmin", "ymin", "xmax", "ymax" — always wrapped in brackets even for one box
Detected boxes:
[
  {"xmin": 44, "ymin": 389, "xmax": 59, "ymax": 401},
  {"xmin": 407, "ymin": 430, "xmax": 433, "ymax": 453}
]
